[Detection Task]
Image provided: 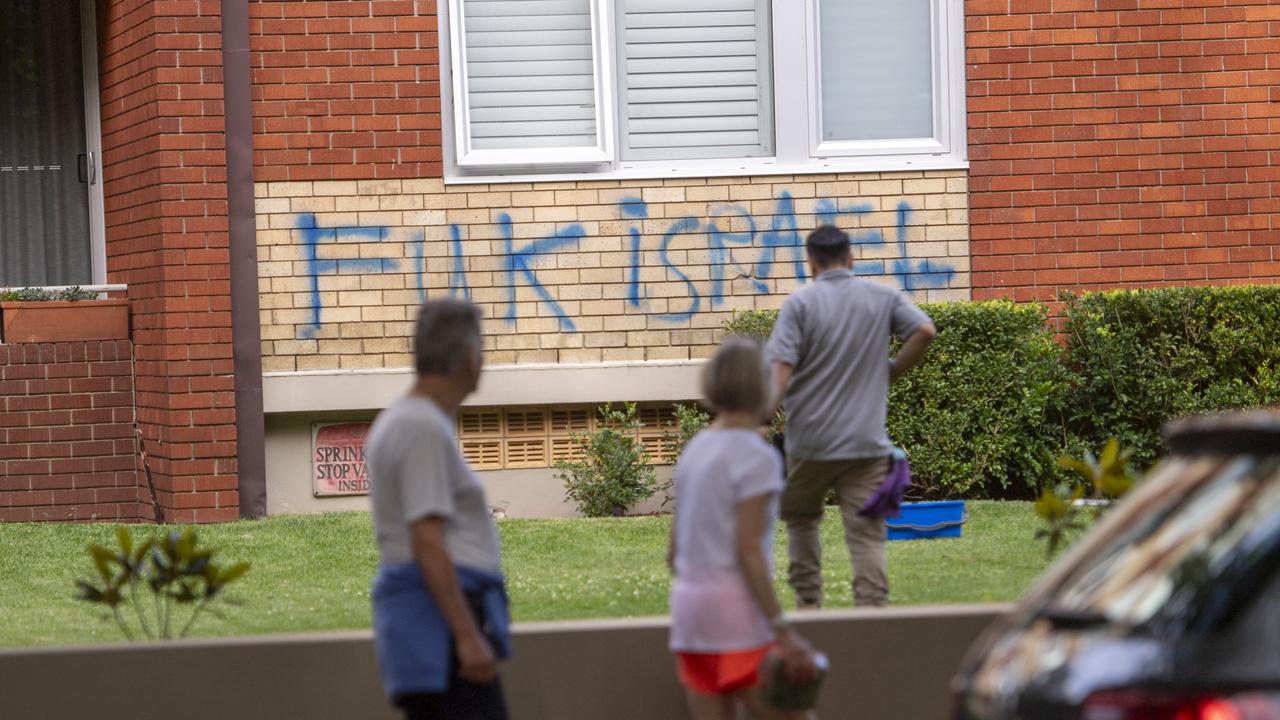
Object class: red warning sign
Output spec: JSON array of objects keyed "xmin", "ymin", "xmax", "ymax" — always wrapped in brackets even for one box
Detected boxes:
[{"xmin": 312, "ymin": 422, "xmax": 371, "ymax": 496}]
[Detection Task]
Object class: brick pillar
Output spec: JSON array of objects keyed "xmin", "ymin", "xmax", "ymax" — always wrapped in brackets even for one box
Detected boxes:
[{"xmin": 98, "ymin": 0, "xmax": 239, "ymax": 522}]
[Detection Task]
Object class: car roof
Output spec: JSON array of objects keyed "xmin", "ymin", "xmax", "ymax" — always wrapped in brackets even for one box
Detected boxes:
[{"xmin": 1165, "ymin": 410, "xmax": 1280, "ymax": 455}]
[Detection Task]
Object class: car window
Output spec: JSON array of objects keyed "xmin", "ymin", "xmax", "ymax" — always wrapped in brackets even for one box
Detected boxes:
[{"xmin": 1037, "ymin": 455, "xmax": 1280, "ymax": 632}]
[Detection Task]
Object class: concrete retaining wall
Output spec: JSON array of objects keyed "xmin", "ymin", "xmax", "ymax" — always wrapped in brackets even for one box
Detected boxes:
[{"xmin": 0, "ymin": 604, "xmax": 1006, "ymax": 720}]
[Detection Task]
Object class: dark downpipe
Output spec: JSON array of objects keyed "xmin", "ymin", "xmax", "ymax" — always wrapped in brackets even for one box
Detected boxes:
[{"xmin": 222, "ymin": 0, "xmax": 267, "ymax": 518}]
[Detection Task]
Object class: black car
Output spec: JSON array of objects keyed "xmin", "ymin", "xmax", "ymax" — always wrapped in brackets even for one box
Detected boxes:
[{"xmin": 952, "ymin": 411, "xmax": 1280, "ymax": 720}]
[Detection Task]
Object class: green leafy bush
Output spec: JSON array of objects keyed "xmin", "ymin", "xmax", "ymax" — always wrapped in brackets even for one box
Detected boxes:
[
  {"xmin": 76, "ymin": 527, "xmax": 250, "ymax": 640},
  {"xmin": 658, "ymin": 403, "xmax": 712, "ymax": 507},
  {"xmin": 888, "ymin": 301, "xmax": 1071, "ymax": 498},
  {"xmin": 557, "ymin": 403, "xmax": 659, "ymax": 517},
  {"xmin": 664, "ymin": 403, "xmax": 711, "ymax": 460},
  {"xmin": 723, "ymin": 309, "xmax": 779, "ymax": 341},
  {"xmin": 1063, "ymin": 286, "xmax": 1280, "ymax": 467}
]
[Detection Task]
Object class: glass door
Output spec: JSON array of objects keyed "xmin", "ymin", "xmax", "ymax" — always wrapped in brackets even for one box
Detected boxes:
[{"xmin": 0, "ymin": 0, "xmax": 93, "ymax": 287}]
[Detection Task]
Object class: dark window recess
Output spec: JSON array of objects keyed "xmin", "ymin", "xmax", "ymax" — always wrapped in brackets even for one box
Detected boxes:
[{"xmin": 0, "ymin": 0, "xmax": 92, "ymax": 287}]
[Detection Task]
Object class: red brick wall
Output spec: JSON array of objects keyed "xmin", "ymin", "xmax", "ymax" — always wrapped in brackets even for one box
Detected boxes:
[
  {"xmin": 0, "ymin": 342, "xmax": 142, "ymax": 522},
  {"xmin": 249, "ymin": 0, "xmax": 442, "ymax": 181},
  {"xmin": 966, "ymin": 1, "xmax": 1280, "ymax": 302},
  {"xmin": 97, "ymin": 0, "xmax": 239, "ymax": 523}
]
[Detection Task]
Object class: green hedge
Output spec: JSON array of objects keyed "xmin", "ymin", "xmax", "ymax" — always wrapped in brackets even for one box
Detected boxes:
[
  {"xmin": 886, "ymin": 301, "xmax": 1069, "ymax": 499},
  {"xmin": 1063, "ymin": 286, "xmax": 1280, "ymax": 468},
  {"xmin": 724, "ymin": 285, "xmax": 1280, "ymax": 499}
]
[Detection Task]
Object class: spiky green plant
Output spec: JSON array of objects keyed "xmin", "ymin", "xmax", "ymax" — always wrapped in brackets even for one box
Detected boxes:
[{"xmin": 76, "ymin": 527, "xmax": 250, "ymax": 640}]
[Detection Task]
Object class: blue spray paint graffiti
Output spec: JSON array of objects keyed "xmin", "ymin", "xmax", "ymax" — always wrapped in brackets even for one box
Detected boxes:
[
  {"xmin": 297, "ymin": 213, "xmax": 402, "ymax": 339},
  {"xmin": 891, "ymin": 203, "xmax": 956, "ymax": 291},
  {"xmin": 291, "ymin": 194, "xmax": 956, "ymax": 339},
  {"xmin": 499, "ymin": 213, "xmax": 585, "ymax": 332},
  {"xmin": 657, "ymin": 216, "xmax": 702, "ymax": 322},
  {"xmin": 448, "ymin": 225, "xmax": 471, "ymax": 300},
  {"xmin": 620, "ymin": 197, "xmax": 647, "ymax": 308},
  {"xmin": 755, "ymin": 192, "xmax": 806, "ymax": 285},
  {"xmin": 707, "ymin": 204, "xmax": 767, "ymax": 307}
]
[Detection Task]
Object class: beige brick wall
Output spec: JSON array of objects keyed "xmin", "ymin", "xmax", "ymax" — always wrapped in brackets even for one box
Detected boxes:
[{"xmin": 255, "ymin": 171, "xmax": 970, "ymax": 372}]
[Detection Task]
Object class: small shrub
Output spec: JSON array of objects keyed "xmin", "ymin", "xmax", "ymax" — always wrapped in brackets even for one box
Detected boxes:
[
  {"xmin": 0, "ymin": 286, "xmax": 98, "ymax": 301},
  {"xmin": 59, "ymin": 286, "xmax": 100, "ymax": 300},
  {"xmin": 76, "ymin": 527, "xmax": 250, "ymax": 640},
  {"xmin": 0, "ymin": 288, "xmax": 55, "ymax": 301},
  {"xmin": 657, "ymin": 403, "xmax": 712, "ymax": 507},
  {"xmin": 723, "ymin": 309, "xmax": 779, "ymax": 341},
  {"xmin": 664, "ymin": 403, "xmax": 711, "ymax": 460},
  {"xmin": 557, "ymin": 403, "xmax": 658, "ymax": 517}
]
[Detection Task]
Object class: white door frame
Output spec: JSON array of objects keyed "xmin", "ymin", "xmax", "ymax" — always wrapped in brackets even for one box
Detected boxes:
[{"xmin": 80, "ymin": 0, "xmax": 107, "ymax": 285}]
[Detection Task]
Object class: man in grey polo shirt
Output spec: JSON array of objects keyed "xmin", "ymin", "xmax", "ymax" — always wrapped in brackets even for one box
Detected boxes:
[{"xmin": 767, "ymin": 225, "xmax": 937, "ymax": 608}]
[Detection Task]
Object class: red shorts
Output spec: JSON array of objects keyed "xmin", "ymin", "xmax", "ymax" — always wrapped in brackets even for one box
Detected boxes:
[{"xmin": 675, "ymin": 645, "xmax": 772, "ymax": 695}]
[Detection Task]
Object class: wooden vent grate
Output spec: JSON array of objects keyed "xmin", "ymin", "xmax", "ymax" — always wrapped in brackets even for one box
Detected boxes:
[
  {"xmin": 460, "ymin": 439, "xmax": 502, "ymax": 470},
  {"xmin": 454, "ymin": 403, "xmax": 686, "ymax": 470},
  {"xmin": 505, "ymin": 438, "xmax": 548, "ymax": 468},
  {"xmin": 637, "ymin": 432, "xmax": 671, "ymax": 463},
  {"xmin": 550, "ymin": 408, "xmax": 592, "ymax": 433},
  {"xmin": 550, "ymin": 436, "xmax": 586, "ymax": 464},
  {"xmin": 636, "ymin": 406, "xmax": 675, "ymax": 431},
  {"xmin": 506, "ymin": 409, "xmax": 548, "ymax": 436},
  {"xmin": 459, "ymin": 409, "xmax": 501, "ymax": 436}
]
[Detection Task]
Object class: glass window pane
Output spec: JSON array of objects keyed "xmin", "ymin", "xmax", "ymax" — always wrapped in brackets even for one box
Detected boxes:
[
  {"xmin": 462, "ymin": 0, "xmax": 599, "ymax": 151},
  {"xmin": 618, "ymin": 0, "xmax": 773, "ymax": 161},
  {"xmin": 818, "ymin": 0, "xmax": 933, "ymax": 142},
  {"xmin": 0, "ymin": 0, "xmax": 91, "ymax": 286}
]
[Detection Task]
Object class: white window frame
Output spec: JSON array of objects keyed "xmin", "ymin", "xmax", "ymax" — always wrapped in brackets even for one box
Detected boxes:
[
  {"xmin": 448, "ymin": 0, "xmax": 617, "ymax": 168},
  {"xmin": 440, "ymin": 0, "xmax": 967, "ymax": 183},
  {"xmin": 801, "ymin": 0, "xmax": 962, "ymax": 160},
  {"xmin": 82, "ymin": 0, "xmax": 107, "ymax": 283}
]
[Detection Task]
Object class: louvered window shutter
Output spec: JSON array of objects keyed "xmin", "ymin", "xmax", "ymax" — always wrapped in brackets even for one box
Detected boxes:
[
  {"xmin": 452, "ymin": 0, "xmax": 615, "ymax": 166},
  {"xmin": 617, "ymin": 0, "xmax": 773, "ymax": 161}
]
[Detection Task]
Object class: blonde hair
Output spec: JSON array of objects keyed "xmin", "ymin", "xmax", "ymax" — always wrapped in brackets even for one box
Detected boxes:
[{"xmin": 702, "ymin": 337, "xmax": 769, "ymax": 415}]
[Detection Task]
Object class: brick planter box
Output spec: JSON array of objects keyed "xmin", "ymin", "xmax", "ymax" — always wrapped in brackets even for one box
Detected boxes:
[{"xmin": 0, "ymin": 300, "xmax": 130, "ymax": 343}]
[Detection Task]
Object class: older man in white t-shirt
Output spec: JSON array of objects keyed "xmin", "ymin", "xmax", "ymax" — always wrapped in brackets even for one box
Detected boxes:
[{"xmin": 366, "ymin": 299, "xmax": 510, "ymax": 720}]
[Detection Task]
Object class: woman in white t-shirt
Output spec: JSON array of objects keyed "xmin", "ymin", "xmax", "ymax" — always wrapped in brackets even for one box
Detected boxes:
[{"xmin": 668, "ymin": 338, "xmax": 820, "ymax": 720}]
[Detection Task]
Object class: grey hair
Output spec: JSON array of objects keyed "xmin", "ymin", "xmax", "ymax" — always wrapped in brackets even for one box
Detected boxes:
[{"xmin": 413, "ymin": 298, "xmax": 482, "ymax": 376}]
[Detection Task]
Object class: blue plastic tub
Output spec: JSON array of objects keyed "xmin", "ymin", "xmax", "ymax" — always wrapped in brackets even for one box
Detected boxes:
[{"xmin": 886, "ymin": 500, "xmax": 967, "ymax": 541}]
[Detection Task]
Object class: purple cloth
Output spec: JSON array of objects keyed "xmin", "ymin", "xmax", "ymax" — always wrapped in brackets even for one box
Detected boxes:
[{"xmin": 858, "ymin": 453, "xmax": 912, "ymax": 519}]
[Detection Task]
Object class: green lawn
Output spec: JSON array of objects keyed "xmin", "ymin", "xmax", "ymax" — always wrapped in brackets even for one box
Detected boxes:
[{"xmin": 0, "ymin": 501, "xmax": 1051, "ymax": 648}]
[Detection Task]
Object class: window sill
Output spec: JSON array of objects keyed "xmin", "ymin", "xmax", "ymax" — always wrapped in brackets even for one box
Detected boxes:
[
  {"xmin": 443, "ymin": 153, "xmax": 968, "ymax": 186},
  {"xmin": 261, "ymin": 360, "xmax": 704, "ymax": 414}
]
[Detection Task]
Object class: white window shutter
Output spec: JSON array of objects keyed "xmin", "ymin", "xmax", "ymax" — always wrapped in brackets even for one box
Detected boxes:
[
  {"xmin": 617, "ymin": 0, "xmax": 773, "ymax": 161},
  {"xmin": 452, "ymin": 0, "xmax": 615, "ymax": 166}
]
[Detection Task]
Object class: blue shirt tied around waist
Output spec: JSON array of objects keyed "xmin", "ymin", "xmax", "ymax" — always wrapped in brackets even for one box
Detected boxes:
[{"xmin": 371, "ymin": 562, "xmax": 512, "ymax": 698}]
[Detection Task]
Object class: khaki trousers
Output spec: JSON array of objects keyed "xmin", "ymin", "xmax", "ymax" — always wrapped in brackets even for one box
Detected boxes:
[{"xmin": 781, "ymin": 457, "xmax": 891, "ymax": 608}]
